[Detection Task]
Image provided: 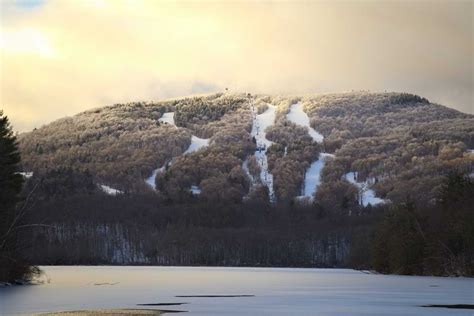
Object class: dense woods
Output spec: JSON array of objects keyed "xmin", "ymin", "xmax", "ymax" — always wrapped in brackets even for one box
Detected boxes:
[{"xmin": 12, "ymin": 92, "xmax": 474, "ymax": 276}]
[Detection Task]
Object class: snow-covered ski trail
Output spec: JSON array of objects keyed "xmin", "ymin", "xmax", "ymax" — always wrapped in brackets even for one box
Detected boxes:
[
  {"xmin": 286, "ymin": 102, "xmax": 329, "ymax": 200},
  {"xmin": 245, "ymin": 100, "xmax": 276, "ymax": 203},
  {"xmin": 344, "ymin": 172, "xmax": 385, "ymax": 206},
  {"xmin": 145, "ymin": 112, "xmax": 210, "ymax": 190}
]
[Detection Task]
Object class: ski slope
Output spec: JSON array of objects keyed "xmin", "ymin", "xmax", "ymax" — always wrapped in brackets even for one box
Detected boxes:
[
  {"xmin": 286, "ymin": 103, "xmax": 329, "ymax": 200},
  {"xmin": 250, "ymin": 103, "xmax": 276, "ymax": 203},
  {"xmin": 158, "ymin": 112, "xmax": 176, "ymax": 127},
  {"xmin": 297, "ymin": 153, "xmax": 334, "ymax": 200},
  {"xmin": 286, "ymin": 102, "xmax": 324, "ymax": 143},
  {"xmin": 184, "ymin": 135, "xmax": 210, "ymax": 155},
  {"xmin": 146, "ymin": 111, "xmax": 209, "ymax": 190},
  {"xmin": 344, "ymin": 172, "xmax": 385, "ymax": 206}
]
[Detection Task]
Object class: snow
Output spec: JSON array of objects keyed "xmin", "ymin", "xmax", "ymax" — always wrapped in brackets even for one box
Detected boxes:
[
  {"xmin": 145, "ymin": 134, "xmax": 209, "ymax": 190},
  {"xmin": 158, "ymin": 112, "xmax": 176, "ymax": 127},
  {"xmin": 18, "ymin": 171, "xmax": 33, "ymax": 179},
  {"xmin": 99, "ymin": 184, "xmax": 123, "ymax": 196},
  {"xmin": 286, "ymin": 102, "xmax": 324, "ymax": 143},
  {"xmin": 190, "ymin": 185, "xmax": 201, "ymax": 195},
  {"xmin": 250, "ymin": 103, "xmax": 276, "ymax": 202},
  {"xmin": 297, "ymin": 153, "xmax": 334, "ymax": 200},
  {"xmin": 2, "ymin": 266, "xmax": 473, "ymax": 316},
  {"xmin": 344, "ymin": 172, "xmax": 385, "ymax": 206},
  {"xmin": 184, "ymin": 135, "xmax": 210, "ymax": 154},
  {"xmin": 145, "ymin": 165, "xmax": 166, "ymax": 190}
]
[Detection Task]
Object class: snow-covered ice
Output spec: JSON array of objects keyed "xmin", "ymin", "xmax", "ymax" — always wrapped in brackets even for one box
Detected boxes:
[
  {"xmin": 184, "ymin": 135, "xmax": 210, "ymax": 155},
  {"xmin": 344, "ymin": 172, "xmax": 385, "ymax": 206},
  {"xmin": 297, "ymin": 153, "xmax": 334, "ymax": 200},
  {"xmin": 158, "ymin": 112, "xmax": 176, "ymax": 127},
  {"xmin": 250, "ymin": 103, "xmax": 276, "ymax": 202},
  {"xmin": 2, "ymin": 266, "xmax": 472, "ymax": 316},
  {"xmin": 286, "ymin": 102, "xmax": 323, "ymax": 143},
  {"xmin": 99, "ymin": 184, "xmax": 123, "ymax": 196}
]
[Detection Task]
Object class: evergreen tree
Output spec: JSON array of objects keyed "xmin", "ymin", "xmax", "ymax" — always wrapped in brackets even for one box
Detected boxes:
[{"xmin": 0, "ymin": 110, "xmax": 32, "ymax": 282}]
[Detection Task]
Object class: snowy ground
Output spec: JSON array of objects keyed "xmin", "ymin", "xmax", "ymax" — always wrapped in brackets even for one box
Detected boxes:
[
  {"xmin": 99, "ymin": 184, "xmax": 123, "ymax": 196},
  {"xmin": 184, "ymin": 135, "xmax": 210, "ymax": 155},
  {"xmin": 286, "ymin": 102, "xmax": 323, "ymax": 143},
  {"xmin": 297, "ymin": 153, "xmax": 334, "ymax": 200},
  {"xmin": 158, "ymin": 112, "xmax": 176, "ymax": 127},
  {"xmin": 2, "ymin": 266, "xmax": 472, "ymax": 316},
  {"xmin": 344, "ymin": 172, "xmax": 385, "ymax": 206},
  {"xmin": 250, "ymin": 102, "xmax": 276, "ymax": 202}
]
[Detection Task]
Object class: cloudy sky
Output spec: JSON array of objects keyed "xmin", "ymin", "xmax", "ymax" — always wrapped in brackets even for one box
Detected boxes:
[{"xmin": 1, "ymin": 0, "xmax": 472, "ymax": 131}]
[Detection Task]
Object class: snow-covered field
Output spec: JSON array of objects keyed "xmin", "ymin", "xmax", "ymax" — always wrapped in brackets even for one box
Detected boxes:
[
  {"xmin": 286, "ymin": 102, "xmax": 323, "ymax": 143},
  {"xmin": 344, "ymin": 172, "xmax": 385, "ymax": 206},
  {"xmin": 250, "ymin": 103, "xmax": 276, "ymax": 202},
  {"xmin": 1, "ymin": 266, "xmax": 472, "ymax": 316}
]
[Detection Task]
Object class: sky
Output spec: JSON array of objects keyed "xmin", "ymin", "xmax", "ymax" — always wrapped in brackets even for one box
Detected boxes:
[{"xmin": 1, "ymin": 0, "xmax": 473, "ymax": 132}]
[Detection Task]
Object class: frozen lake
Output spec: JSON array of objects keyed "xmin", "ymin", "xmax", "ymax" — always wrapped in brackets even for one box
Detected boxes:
[{"xmin": 1, "ymin": 266, "xmax": 472, "ymax": 315}]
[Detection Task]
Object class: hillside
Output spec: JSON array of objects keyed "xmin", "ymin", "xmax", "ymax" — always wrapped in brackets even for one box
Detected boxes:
[{"xmin": 19, "ymin": 92, "xmax": 473, "ymax": 208}]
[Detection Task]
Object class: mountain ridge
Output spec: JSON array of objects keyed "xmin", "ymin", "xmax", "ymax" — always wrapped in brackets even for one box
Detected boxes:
[{"xmin": 18, "ymin": 91, "xmax": 473, "ymax": 207}]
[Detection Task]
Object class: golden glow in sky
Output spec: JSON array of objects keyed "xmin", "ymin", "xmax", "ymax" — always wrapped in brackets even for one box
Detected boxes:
[{"xmin": 1, "ymin": 0, "xmax": 473, "ymax": 131}]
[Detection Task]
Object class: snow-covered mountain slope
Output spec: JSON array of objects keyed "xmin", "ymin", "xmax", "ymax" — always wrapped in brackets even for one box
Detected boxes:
[{"xmin": 18, "ymin": 92, "xmax": 473, "ymax": 205}]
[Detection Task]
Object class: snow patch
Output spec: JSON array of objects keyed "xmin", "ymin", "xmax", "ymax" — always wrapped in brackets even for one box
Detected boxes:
[
  {"xmin": 99, "ymin": 184, "xmax": 123, "ymax": 196},
  {"xmin": 286, "ymin": 102, "xmax": 324, "ymax": 143},
  {"xmin": 158, "ymin": 112, "xmax": 176, "ymax": 127},
  {"xmin": 18, "ymin": 172, "xmax": 33, "ymax": 179},
  {"xmin": 184, "ymin": 135, "xmax": 210, "ymax": 154},
  {"xmin": 344, "ymin": 172, "xmax": 385, "ymax": 206},
  {"xmin": 190, "ymin": 185, "xmax": 201, "ymax": 195}
]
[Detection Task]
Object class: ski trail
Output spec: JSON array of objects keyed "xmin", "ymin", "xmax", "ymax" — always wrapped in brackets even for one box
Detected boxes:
[
  {"xmin": 286, "ymin": 102, "xmax": 323, "ymax": 143},
  {"xmin": 297, "ymin": 153, "xmax": 334, "ymax": 200},
  {"xmin": 344, "ymin": 172, "xmax": 385, "ymax": 206},
  {"xmin": 246, "ymin": 101, "xmax": 276, "ymax": 203},
  {"xmin": 158, "ymin": 112, "xmax": 176, "ymax": 127},
  {"xmin": 286, "ymin": 102, "xmax": 328, "ymax": 200},
  {"xmin": 146, "ymin": 111, "xmax": 210, "ymax": 190}
]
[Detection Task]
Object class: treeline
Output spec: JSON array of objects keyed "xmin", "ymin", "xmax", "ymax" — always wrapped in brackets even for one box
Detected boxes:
[
  {"xmin": 352, "ymin": 173, "xmax": 473, "ymax": 276},
  {"xmin": 17, "ymin": 166, "xmax": 474, "ymax": 276},
  {"xmin": 23, "ymin": 192, "xmax": 377, "ymax": 267}
]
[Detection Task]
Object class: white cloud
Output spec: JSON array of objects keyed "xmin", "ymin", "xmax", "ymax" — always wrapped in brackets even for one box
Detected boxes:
[{"xmin": 1, "ymin": 0, "xmax": 472, "ymax": 131}]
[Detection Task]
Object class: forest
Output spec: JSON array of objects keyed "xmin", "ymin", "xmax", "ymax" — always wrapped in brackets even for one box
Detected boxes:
[{"xmin": 2, "ymin": 91, "xmax": 472, "ymax": 280}]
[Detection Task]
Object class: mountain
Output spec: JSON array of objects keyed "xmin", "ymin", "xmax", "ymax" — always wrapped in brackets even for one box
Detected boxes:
[{"xmin": 18, "ymin": 92, "xmax": 473, "ymax": 208}]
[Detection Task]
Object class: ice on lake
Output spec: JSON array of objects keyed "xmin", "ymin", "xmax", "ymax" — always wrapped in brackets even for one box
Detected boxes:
[{"xmin": 1, "ymin": 266, "xmax": 472, "ymax": 316}]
